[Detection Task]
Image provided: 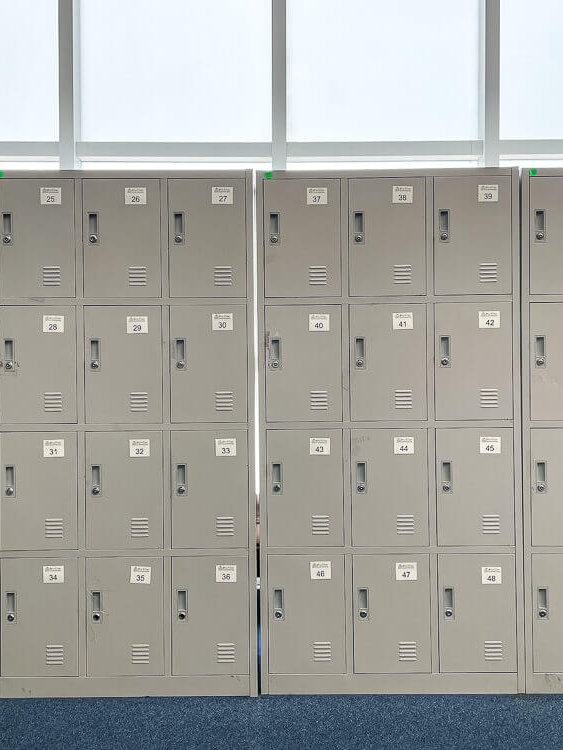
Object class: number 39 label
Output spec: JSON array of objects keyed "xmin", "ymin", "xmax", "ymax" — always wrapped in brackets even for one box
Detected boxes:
[
  {"xmin": 310, "ymin": 561, "xmax": 331, "ymax": 580},
  {"xmin": 216, "ymin": 564, "xmax": 237, "ymax": 583},
  {"xmin": 478, "ymin": 184, "xmax": 499, "ymax": 202},
  {"xmin": 482, "ymin": 566, "xmax": 502, "ymax": 584},
  {"xmin": 130, "ymin": 565, "xmax": 151, "ymax": 584}
]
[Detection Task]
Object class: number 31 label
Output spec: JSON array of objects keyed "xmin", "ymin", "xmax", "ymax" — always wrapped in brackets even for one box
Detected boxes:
[{"xmin": 43, "ymin": 439, "xmax": 64, "ymax": 458}]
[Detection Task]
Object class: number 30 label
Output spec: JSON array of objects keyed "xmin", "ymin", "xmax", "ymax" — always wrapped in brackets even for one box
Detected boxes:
[{"xmin": 212, "ymin": 313, "xmax": 234, "ymax": 331}]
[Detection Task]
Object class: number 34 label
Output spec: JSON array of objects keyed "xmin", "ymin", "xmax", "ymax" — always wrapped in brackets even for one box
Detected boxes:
[
  {"xmin": 130, "ymin": 566, "xmax": 151, "ymax": 584},
  {"xmin": 43, "ymin": 565, "xmax": 64, "ymax": 583},
  {"xmin": 482, "ymin": 566, "xmax": 502, "ymax": 584}
]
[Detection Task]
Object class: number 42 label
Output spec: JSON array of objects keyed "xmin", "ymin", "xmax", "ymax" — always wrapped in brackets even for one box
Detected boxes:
[{"xmin": 478, "ymin": 310, "xmax": 501, "ymax": 329}]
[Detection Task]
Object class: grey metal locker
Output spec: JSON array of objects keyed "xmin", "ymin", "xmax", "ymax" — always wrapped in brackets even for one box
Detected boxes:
[
  {"xmin": 438, "ymin": 554, "xmax": 516, "ymax": 673},
  {"xmin": 168, "ymin": 179, "xmax": 247, "ymax": 298},
  {"xmin": 85, "ymin": 432, "xmax": 163, "ymax": 550},
  {"xmin": 433, "ymin": 175, "xmax": 512, "ymax": 295},
  {"xmin": 170, "ymin": 305, "xmax": 247, "ymax": 423},
  {"xmin": 531, "ymin": 554, "xmax": 563, "ymax": 673},
  {"xmin": 0, "ymin": 305, "xmax": 77, "ymax": 423},
  {"xmin": 436, "ymin": 428, "xmax": 515, "ymax": 546},
  {"xmin": 353, "ymin": 554, "xmax": 431, "ymax": 674},
  {"xmin": 263, "ymin": 178, "xmax": 341, "ymax": 297},
  {"xmin": 350, "ymin": 304, "xmax": 427, "ymax": 421},
  {"xmin": 268, "ymin": 554, "xmax": 346, "ymax": 675},
  {"xmin": 172, "ymin": 555, "xmax": 249, "ymax": 675},
  {"xmin": 0, "ymin": 432, "xmax": 77, "ymax": 551},
  {"xmin": 84, "ymin": 306, "xmax": 162, "ymax": 424},
  {"xmin": 348, "ymin": 177, "xmax": 426, "ymax": 296},
  {"xmin": 529, "ymin": 176, "xmax": 563, "ymax": 294},
  {"xmin": 530, "ymin": 429, "xmax": 563, "ymax": 546},
  {"xmin": 171, "ymin": 430, "xmax": 248, "ymax": 549},
  {"xmin": 435, "ymin": 302, "xmax": 513, "ymax": 420},
  {"xmin": 82, "ymin": 178, "xmax": 161, "ymax": 297},
  {"xmin": 530, "ymin": 303, "xmax": 563, "ymax": 421},
  {"xmin": 86, "ymin": 556, "xmax": 164, "ymax": 677},
  {"xmin": 351, "ymin": 429, "xmax": 429, "ymax": 547},
  {"xmin": 0, "ymin": 557, "xmax": 78, "ymax": 677},
  {"xmin": 265, "ymin": 305, "xmax": 342, "ymax": 422},
  {"xmin": 266, "ymin": 429, "xmax": 344, "ymax": 547},
  {"xmin": 0, "ymin": 178, "xmax": 75, "ymax": 298}
]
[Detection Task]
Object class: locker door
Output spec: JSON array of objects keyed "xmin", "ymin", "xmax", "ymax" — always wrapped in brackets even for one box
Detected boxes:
[
  {"xmin": 86, "ymin": 557, "xmax": 164, "ymax": 677},
  {"xmin": 268, "ymin": 554, "xmax": 346, "ymax": 675},
  {"xmin": 529, "ymin": 177, "xmax": 563, "ymax": 294},
  {"xmin": 433, "ymin": 175, "xmax": 512, "ymax": 295},
  {"xmin": 171, "ymin": 430, "xmax": 248, "ymax": 549},
  {"xmin": 531, "ymin": 429, "xmax": 563, "ymax": 546},
  {"xmin": 263, "ymin": 178, "xmax": 341, "ymax": 297},
  {"xmin": 172, "ymin": 556, "xmax": 249, "ymax": 675},
  {"xmin": 82, "ymin": 178, "xmax": 161, "ymax": 297},
  {"xmin": 438, "ymin": 554, "xmax": 516, "ymax": 672},
  {"xmin": 86, "ymin": 432, "xmax": 163, "ymax": 550},
  {"xmin": 170, "ymin": 305, "xmax": 247, "ymax": 423},
  {"xmin": 265, "ymin": 306, "xmax": 342, "ymax": 422},
  {"xmin": 532, "ymin": 554, "xmax": 563, "ymax": 672},
  {"xmin": 84, "ymin": 306, "xmax": 162, "ymax": 424},
  {"xmin": 266, "ymin": 429, "xmax": 343, "ymax": 547},
  {"xmin": 0, "ymin": 306, "xmax": 77, "ymax": 423},
  {"xmin": 0, "ymin": 432, "xmax": 77, "ymax": 550},
  {"xmin": 351, "ymin": 429, "xmax": 429, "ymax": 547},
  {"xmin": 435, "ymin": 302, "xmax": 513, "ymax": 420},
  {"xmin": 349, "ymin": 177, "xmax": 426, "ymax": 296},
  {"xmin": 168, "ymin": 178, "xmax": 246, "ymax": 298},
  {"xmin": 350, "ymin": 304, "xmax": 427, "ymax": 421},
  {"xmin": 0, "ymin": 178, "xmax": 75, "ymax": 298},
  {"xmin": 1, "ymin": 558, "xmax": 78, "ymax": 677},
  {"xmin": 436, "ymin": 429, "xmax": 514, "ymax": 546},
  {"xmin": 353, "ymin": 555, "xmax": 431, "ymax": 674},
  {"xmin": 530, "ymin": 303, "xmax": 563, "ymax": 420}
]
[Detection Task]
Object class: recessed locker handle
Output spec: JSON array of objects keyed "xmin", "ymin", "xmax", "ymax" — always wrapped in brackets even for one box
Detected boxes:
[
  {"xmin": 91, "ymin": 591, "xmax": 102, "ymax": 622},
  {"xmin": 272, "ymin": 462, "xmax": 283, "ymax": 494},
  {"xmin": 354, "ymin": 337, "xmax": 366, "ymax": 369},
  {"xmin": 2, "ymin": 212, "xmax": 13, "ymax": 245},
  {"xmin": 89, "ymin": 339, "xmax": 101, "ymax": 370},
  {"xmin": 174, "ymin": 338, "xmax": 186, "ymax": 370},
  {"xmin": 444, "ymin": 587, "xmax": 455, "ymax": 619},
  {"xmin": 273, "ymin": 588, "xmax": 284, "ymax": 620},
  {"xmin": 173, "ymin": 212, "xmax": 185, "ymax": 244},
  {"xmin": 439, "ymin": 336, "xmax": 451, "ymax": 367},
  {"xmin": 353, "ymin": 212, "xmax": 365, "ymax": 243},
  {"xmin": 4, "ymin": 465, "xmax": 15, "ymax": 497},
  {"xmin": 88, "ymin": 212, "xmax": 99, "ymax": 244},
  {"xmin": 176, "ymin": 464, "xmax": 187, "ymax": 496},
  {"xmin": 358, "ymin": 587, "xmax": 369, "ymax": 620},
  {"xmin": 535, "ymin": 209, "xmax": 546, "ymax": 241},
  {"xmin": 536, "ymin": 460, "xmax": 547, "ymax": 493},
  {"xmin": 356, "ymin": 461, "xmax": 367, "ymax": 493},
  {"xmin": 3, "ymin": 339, "xmax": 15, "ymax": 372},
  {"xmin": 538, "ymin": 587, "xmax": 549, "ymax": 618},
  {"xmin": 6, "ymin": 592, "xmax": 16, "ymax": 623},
  {"xmin": 441, "ymin": 461, "xmax": 452, "ymax": 493},
  {"xmin": 439, "ymin": 209, "xmax": 450, "ymax": 241},
  {"xmin": 177, "ymin": 589, "xmax": 188, "ymax": 621},
  {"xmin": 535, "ymin": 336, "xmax": 546, "ymax": 368},
  {"xmin": 269, "ymin": 213, "xmax": 280, "ymax": 244},
  {"xmin": 268, "ymin": 336, "xmax": 281, "ymax": 369},
  {"xmin": 91, "ymin": 465, "xmax": 102, "ymax": 496}
]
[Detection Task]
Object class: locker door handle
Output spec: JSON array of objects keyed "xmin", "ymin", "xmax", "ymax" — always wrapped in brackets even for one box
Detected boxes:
[
  {"xmin": 535, "ymin": 460, "xmax": 547, "ymax": 493},
  {"xmin": 91, "ymin": 591, "xmax": 102, "ymax": 622},
  {"xmin": 91, "ymin": 465, "xmax": 102, "ymax": 496},
  {"xmin": 6, "ymin": 592, "xmax": 16, "ymax": 623},
  {"xmin": 356, "ymin": 461, "xmax": 367, "ymax": 493},
  {"xmin": 271, "ymin": 462, "xmax": 283, "ymax": 494},
  {"xmin": 3, "ymin": 338, "xmax": 15, "ymax": 372},
  {"xmin": 269, "ymin": 213, "xmax": 280, "ymax": 244},
  {"xmin": 4, "ymin": 465, "xmax": 15, "ymax": 498},
  {"xmin": 89, "ymin": 339, "xmax": 101, "ymax": 370},
  {"xmin": 174, "ymin": 339, "xmax": 186, "ymax": 370},
  {"xmin": 2, "ymin": 212, "xmax": 13, "ymax": 245},
  {"xmin": 177, "ymin": 589, "xmax": 188, "ymax": 621},
  {"xmin": 87, "ymin": 212, "xmax": 99, "ymax": 244},
  {"xmin": 173, "ymin": 212, "xmax": 185, "ymax": 245},
  {"xmin": 444, "ymin": 587, "xmax": 455, "ymax": 619},
  {"xmin": 538, "ymin": 587, "xmax": 549, "ymax": 619},
  {"xmin": 353, "ymin": 212, "xmax": 365, "ymax": 244},
  {"xmin": 441, "ymin": 461, "xmax": 452, "ymax": 493},
  {"xmin": 438, "ymin": 209, "xmax": 450, "ymax": 241},
  {"xmin": 535, "ymin": 336, "xmax": 546, "ymax": 368},
  {"xmin": 175, "ymin": 464, "xmax": 187, "ymax": 496},
  {"xmin": 268, "ymin": 336, "xmax": 282, "ymax": 369},
  {"xmin": 354, "ymin": 337, "xmax": 366, "ymax": 369},
  {"xmin": 273, "ymin": 588, "xmax": 284, "ymax": 620},
  {"xmin": 535, "ymin": 209, "xmax": 546, "ymax": 241},
  {"xmin": 439, "ymin": 336, "xmax": 451, "ymax": 367},
  {"xmin": 358, "ymin": 587, "xmax": 369, "ymax": 620}
]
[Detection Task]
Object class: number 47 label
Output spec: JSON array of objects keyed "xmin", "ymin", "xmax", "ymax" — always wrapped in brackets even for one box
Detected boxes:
[{"xmin": 396, "ymin": 562, "xmax": 418, "ymax": 581}]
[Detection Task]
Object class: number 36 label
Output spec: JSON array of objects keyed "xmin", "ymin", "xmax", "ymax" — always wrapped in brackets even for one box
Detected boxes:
[{"xmin": 216, "ymin": 564, "xmax": 237, "ymax": 583}]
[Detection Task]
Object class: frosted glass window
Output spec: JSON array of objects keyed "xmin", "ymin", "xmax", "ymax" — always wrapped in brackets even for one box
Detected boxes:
[
  {"xmin": 80, "ymin": 0, "xmax": 271, "ymax": 142},
  {"xmin": 287, "ymin": 0, "xmax": 479, "ymax": 142},
  {"xmin": 501, "ymin": 0, "xmax": 563, "ymax": 139},
  {"xmin": 0, "ymin": 1, "xmax": 58, "ymax": 141}
]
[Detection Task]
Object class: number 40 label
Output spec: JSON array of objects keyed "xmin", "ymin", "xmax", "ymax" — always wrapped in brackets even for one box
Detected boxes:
[{"xmin": 309, "ymin": 313, "xmax": 330, "ymax": 332}]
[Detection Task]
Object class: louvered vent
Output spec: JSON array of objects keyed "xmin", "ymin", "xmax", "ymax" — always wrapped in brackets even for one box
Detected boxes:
[
  {"xmin": 128, "ymin": 266, "xmax": 148, "ymax": 286},
  {"xmin": 395, "ymin": 389, "xmax": 413, "ymax": 410},
  {"xmin": 44, "ymin": 518, "xmax": 64, "ymax": 539},
  {"xmin": 396, "ymin": 514, "xmax": 415, "ymax": 535},
  {"xmin": 484, "ymin": 641, "xmax": 503, "ymax": 661},
  {"xmin": 482, "ymin": 514, "xmax": 501, "ymax": 535},
  {"xmin": 479, "ymin": 263, "xmax": 498, "ymax": 284},
  {"xmin": 313, "ymin": 642, "xmax": 332, "ymax": 662},
  {"xmin": 42, "ymin": 265, "xmax": 61, "ymax": 286},
  {"xmin": 130, "ymin": 644, "xmax": 150, "ymax": 664},
  {"xmin": 130, "ymin": 517, "xmax": 149, "ymax": 538},
  {"xmin": 215, "ymin": 391, "xmax": 234, "ymax": 412},
  {"xmin": 216, "ymin": 516, "xmax": 235, "ymax": 537},
  {"xmin": 310, "ymin": 390, "xmax": 329, "ymax": 411},
  {"xmin": 393, "ymin": 264, "xmax": 413, "ymax": 285},
  {"xmin": 398, "ymin": 642, "xmax": 417, "ymax": 662},
  {"xmin": 312, "ymin": 514, "xmax": 330, "ymax": 536},
  {"xmin": 480, "ymin": 388, "xmax": 499, "ymax": 409},
  {"xmin": 214, "ymin": 266, "xmax": 233, "ymax": 287},
  {"xmin": 44, "ymin": 392, "xmax": 63, "ymax": 413},
  {"xmin": 309, "ymin": 265, "xmax": 328, "ymax": 286},
  {"xmin": 217, "ymin": 643, "xmax": 236, "ymax": 663},
  {"xmin": 129, "ymin": 392, "xmax": 148, "ymax": 412},
  {"xmin": 45, "ymin": 645, "xmax": 64, "ymax": 666}
]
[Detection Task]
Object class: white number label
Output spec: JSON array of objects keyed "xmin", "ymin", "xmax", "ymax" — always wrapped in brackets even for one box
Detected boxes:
[
  {"xmin": 40, "ymin": 187, "xmax": 62, "ymax": 205},
  {"xmin": 216, "ymin": 564, "xmax": 237, "ymax": 583},
  {"xmin": 124, "ymin": 187, "xmax": 147, "ymax": 205},
  {"xmin": 212, "ymin": 313, "xmax": 234, "ymax": 331},
  {"xmin": 310, "ymin": 561, "xmax": 332, "ymax": 580},
  {"xmin": 309, "ymin": 313, "xmax": 330, "ymax": 332},
  {"xmin": 306, "ymin": 187, "xmax": 328, "ymax": 205},
  {"xmin": 392, "ymin": 185, "xmax": 414, "ymax": 204},
  {"xmin": 126, "ymin": 315, "xmax": 148, "ymax": 334},
  {"xmin": 42, "ymin": 315, "xmax": 64, "ymax": 333},
  {"xmin": 478, "ymin": 310, "xmax": 501, "ymax": 329},
  {"xmin": 310, "ymin": 437, "xmax": 331, "ymax": 455},
  {"xmin": 480, "ymin": 436, "xmax": 502, "ymax": 454},
  {"xmin": 129, "ymin": 439, "xmax": 150, "ymax": 457},
  {"xmin": 482, "ymin": 566, "xmax": 502, "ymax": 585},
  {"xmin": 211, "ymin": 186, "xmax": 234, "ymax": 205},
  {"xmin": 43, "ymin": 565, "xmax": 64, "ymax": 584},
  {"xmin": 130, "ymin": 565, "xmax": 151, "ymax": 584},
  {"xmin": 396, "ymin": 562, "xmax": 418, "ymax": 581},
  {"xmin": 215, "ymin": 438, "xmax": 237, "ymax": 457},
  {"xmin": 478, "ymin": 184, "xmax": 499, "ymax": 202},
  {"xmin": 392, "ymin": 312, "xmax": 413, "ymax": 330},
  {"xmin": 394, "ymin": 436, "xmax": 415, "ymax": 455},
  {"xmin": 43, "ymin": 439, "xmax": 64, "ymax": 458}
]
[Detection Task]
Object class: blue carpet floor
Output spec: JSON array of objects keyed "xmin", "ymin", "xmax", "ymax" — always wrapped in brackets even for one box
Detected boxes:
[{"xmin": 2, "ymin": 694, "xmax": 563, "ymax": 750}]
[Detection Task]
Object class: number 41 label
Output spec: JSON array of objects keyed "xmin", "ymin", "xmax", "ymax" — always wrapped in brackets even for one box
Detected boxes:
[
  {"xmin": 310, "ymin": 561, "xmax": 331, "ymax": 580},
  {"xmin": 393, "ymin": 312, "xmax": 413, "ymax": 330},
  {"xmin": 482, "ymin": 566, "xmax": 502, "ymax": 584},
  {"xmin": 478, "ymin": 311, "xmax": 500, "ymax": 329},
  {"xmin": 396, "ymin": 562, "xmax": 417, "ymax": 581}
]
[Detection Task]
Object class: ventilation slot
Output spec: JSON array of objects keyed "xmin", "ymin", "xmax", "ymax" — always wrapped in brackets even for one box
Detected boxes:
[
  {"xmin": 310, "ymin": 390, "xmax": 329, "ymax": 411},
  {"xmin": 398, "ymin": 642, "xmax": 417, "ymax": 662},
  {"xmin": 480, "ymin": 388, "xmax": 499, "ymax": 409},
  {"xmin": 128, "ymin": 266, "xmax": 148, "ymax": 286},
  {"xmin": 214, "ymin": 266, "xmax": 233, "ymax": 287},
  {"xmin": 313, "ymin": 642, "xmax": 332, "ymax": 662},
  {"xmin": 130, "ymin": 517, "xmax": 149, "ymax": 538},
  {"xmin": 396, "ymin": 514, "xmax": 415, "ymax": 535},
  {"xmin": 42, "ymin": 265, "xmax": 61, "ymax": 287},
  {"xmin": 482, "ymin": 514, "xmax": 501, "ymax": 535},
  {"xmin": 393, "ymin": 264, "xmax": 412, "ymax": 285},
  {"xmin": 44, "ymin": 518, "xmax": 64, "ymax": 539},
  {"xmin": 215, "ymin": 391, "xmax": 234, "ymax": 412},
  {"xmin": 479, "ymin": 263, "xmax": 498, "ymax": 284},
  {"xmin": 129, "ymin": 392, "xmax": 148, "ymax": 412},
  {"xmin": 216, "ymin": 516, "xmax": 235, "ymax": 537},
  {"xmin": 484, "ymin": 641, "xmax": 503, "ymax": 661},
  {"xmin": 217, "ymin": 643, "xmax": 236, "ymax": 663},
  {"xmin": 309, "ymin": 265, "xmax": 328, "ymax": 286},
  {"xmin": 44, "ymin": 392, "xmax": 63, "ymax": 413},
  {"xmin": 45, "ymin": 645, "xmax": 64, "ymax": 666},
  {"xmin": 312, "ymin": 514, "xmax": 330, "ymax": 536},
  {"xmin": 130, "ymin": 644, "xmax": 150, "ymax": 664},
  {"xmin": 394, "ymin": 389, "xmax": 413, "ymax": 410}
]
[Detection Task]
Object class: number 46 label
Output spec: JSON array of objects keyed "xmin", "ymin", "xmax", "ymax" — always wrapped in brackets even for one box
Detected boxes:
[
  {"xmin": 310, "ymin": 561, "xmax": 331, "ymax": 580},
  {"xmin": 482, "ymin": 566, "xmax": 502, "ymax": 584}
]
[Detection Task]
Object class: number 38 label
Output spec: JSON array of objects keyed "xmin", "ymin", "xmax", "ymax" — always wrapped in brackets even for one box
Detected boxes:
[
  {"xmin": 130, "ymin": 565, "xmax": 151, "ymax": 584},
  {"xmin": 216, "ymin": 564, "xmax": 237, "ymax": 583},
  {"xmin": 392, "ymin": 185, "xmax": 414, "ymax": 204},
  {"xmin": 478, "ymin": 310, "xmax": 500, "ymax": 329},
  {"xmin": 310, "ymin": 561, "xmax": 331, "ymax": 580},
  {"xmin": 482, "ymin": 566, "xmax": 502, "ymax": 584}
]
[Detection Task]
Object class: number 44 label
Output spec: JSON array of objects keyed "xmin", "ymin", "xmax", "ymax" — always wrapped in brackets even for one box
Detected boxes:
[
  {"xmin": 478, "ymin": 310, "xmax": 501, "ymax": 329},
  {"xmin": 394, "ymin": 437, "xmax": 414, "ymax": 455},
  {"xmin": 482, "ymin": 566, "xmax": 502, "ymax": 584},
  {"xmin": 396, "ymin": 562, "xmax": 417, "ymax": 581},
  {"xmin": 310, "ymin": 561, "xmax": 331, "ymax": 580}
]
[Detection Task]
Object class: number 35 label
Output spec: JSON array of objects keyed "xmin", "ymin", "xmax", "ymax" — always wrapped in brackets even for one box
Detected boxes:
[
  {"xmin": 482, "ymin": 566, "xmax": 502, "ymax": 584},
  {"xmin": 478, "ymin": 310, "xmax": 500, "ymax": 329},
  {"xmin": 310, "ymin": 561, "xmax": 331, "ymax": 580},
  {"xmin": 130, "ymin": 566, "xmax": 151, "ymax": 584}
]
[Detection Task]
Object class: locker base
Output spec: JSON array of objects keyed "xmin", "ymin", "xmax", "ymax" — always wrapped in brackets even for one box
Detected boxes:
[{"xmin": 526, "ymin": 675, "xmax": 563, "ymax": 694}]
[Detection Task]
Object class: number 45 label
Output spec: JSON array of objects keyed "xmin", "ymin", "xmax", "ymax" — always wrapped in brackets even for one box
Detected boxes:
[
  {"xmin": 482, "ymin": 566, "xmax": 502, "ymax": 584},
  {"xmin": 480, "ymin": 436, "xmax": 501, "ymax": 454}
]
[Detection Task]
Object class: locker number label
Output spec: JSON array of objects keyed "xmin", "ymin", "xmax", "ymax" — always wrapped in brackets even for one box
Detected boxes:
[
  {"xmin": 211, "ymin": 186, "xmax": 233, "ymax": 205},
  {"xmin": 394, "ymin": 436, "xmax": 415, "ymax": 455},
  {"xmin": 478, "ymin": 310, "xmax": 501, "ymax": 329},
  {"xmin": 43, "ymin": 439, "xmax": 65, "ymax": 458},
  {"xmin": 309, "ymin": 313, "xmax": 330, "ymax": 331},
  {"xmin": 124, "ymin": 187, "xmax": 147, "ymax": 205},
  {"xmin": 129, "ymin": 439, "xmax": 150, "ymax": 457},
  {"xmin": 43, "ymin": 315, "xmax": 64, "ymax": 333},
  {"xmin": 306, "ymin": 187, "xmax": 328, "ymax": 205},
  {"xmin": 310, "ymin": 437, "xmax": 331, "ymax": 455},
  {"xmin": 480, "ymin": 436, "xmax": 502, "ymax": 454},
  {"xmin": 392, "ymin": 185, "xmax": 414, "ymax": 204},
  {"xmin": 396, "ymin": 562, "xmax": 418, "ymax": 581},
  {"xmin": 482, "ymin": 566, "xmax": 502, "ymax": 585},
  {"xmin": 478, "ymin": 184, "xmax": 499, "ymax": 202},
  {"xmin": 126, "ymin": 315, "xmax": 148, "ymax": 334},
  {"xmin": 43, "ymin": 565, "xmax": 64, "ymax": 583},
  {"xmin": 40, "ymin": 187, "xmax": 62, "ymax": 205},
  {"xmin": 212, "ymin": 312, "xmax": 234, "ymax": 331},
  {"xmin": 216, "ymin": 564, "xmax": 237, "ymax": 583},
  {"xmin": 215, "ymin": 438, "xmax": 237, "ymax": 457},
  {"xmin": 310, "ymin": 561, "xmax": 332, "ymax": 580},
  {"xmin": 392, "ymin": 312, "xmax": 413, "ymax": 330},
  {"xmin": 130, "ymin": 565, "xmax": 151, "ymax": 584}
]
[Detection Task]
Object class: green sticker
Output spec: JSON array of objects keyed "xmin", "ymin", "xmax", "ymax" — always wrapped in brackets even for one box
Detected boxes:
[
  {"xmin": 530, "ymin": 168, "xmax": 538, "ymax": 176},
  {"xmin": 0, "ymin": 172, "xmax": 3, "ymax": 178},
  {"xmin": 265, "ymin": 172, "xmax": 273, "ymax": 179}
]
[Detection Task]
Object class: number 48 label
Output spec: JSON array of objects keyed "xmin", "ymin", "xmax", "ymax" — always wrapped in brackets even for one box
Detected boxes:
[{"xmin": 482, "ymin": 566, "xmax": 502, "ymax": 584}]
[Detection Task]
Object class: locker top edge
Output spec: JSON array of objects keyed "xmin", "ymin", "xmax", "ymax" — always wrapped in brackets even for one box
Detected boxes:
[{"xmin": 0, "ymin": 170, "xmax": 253, "ymax": 180}]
